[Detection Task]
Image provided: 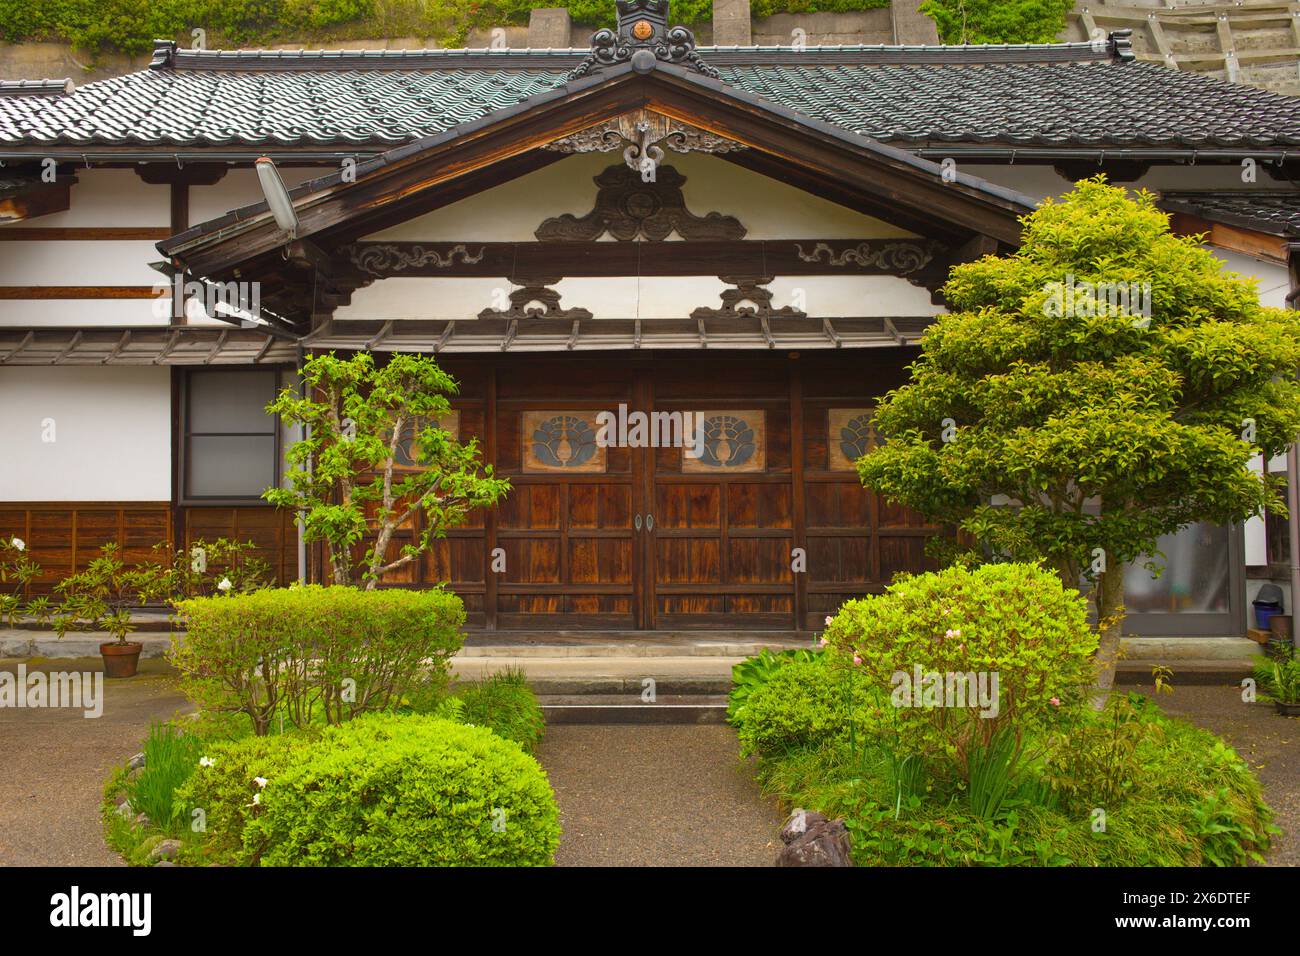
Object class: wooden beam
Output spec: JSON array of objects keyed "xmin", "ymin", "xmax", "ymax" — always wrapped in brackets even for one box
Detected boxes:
[
  {"xmin": 0, "ymin": 227, "xmax": 170, "ymax": 241},
  {"xmin": 0, "ymin": 286, "xmax": 160, "ymax": 299},
  {"xmin": 0, "ymin": 180, "xmax": 73, "ymax": 224}
]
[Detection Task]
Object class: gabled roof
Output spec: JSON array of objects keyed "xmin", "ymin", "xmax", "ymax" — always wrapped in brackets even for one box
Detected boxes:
[{"xmin": 2, "ymin": 33, "xmax": 1297, "ymax": 156}]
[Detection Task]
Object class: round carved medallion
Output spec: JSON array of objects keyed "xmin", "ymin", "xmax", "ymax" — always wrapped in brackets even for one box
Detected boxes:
[{"xmin": 632, "ymin": 19, "xmax": 654, "ymax": 40}]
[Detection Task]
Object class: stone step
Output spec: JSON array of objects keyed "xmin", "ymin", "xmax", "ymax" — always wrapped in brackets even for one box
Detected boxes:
[{"xmin": 538, "ymin": 693, "xmax": 730, "ymax": 724}]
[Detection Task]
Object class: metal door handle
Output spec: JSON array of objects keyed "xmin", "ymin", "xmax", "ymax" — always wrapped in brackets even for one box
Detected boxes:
[
  {"xmin": 646, "ymin": 513, "xmax": 654, "ymax": 532},
  {"xmin": 634, "ymin": 514, "xmax": 643, "ymax": 531}
]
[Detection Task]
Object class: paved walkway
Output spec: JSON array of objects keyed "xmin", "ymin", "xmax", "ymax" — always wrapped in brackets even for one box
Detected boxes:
[
  {"xmin": 537, "ymin": 724, "xmax": 785, "ymax": 866},
  {"xmin": 0, "ymin": 658, "xmax": 190, "ymax": 867}
]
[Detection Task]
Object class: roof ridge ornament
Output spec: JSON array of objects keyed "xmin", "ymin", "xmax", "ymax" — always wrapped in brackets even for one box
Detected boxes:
[{"xmin": 569, "ymin": 0, "xmax": 719, "ymax": 80}]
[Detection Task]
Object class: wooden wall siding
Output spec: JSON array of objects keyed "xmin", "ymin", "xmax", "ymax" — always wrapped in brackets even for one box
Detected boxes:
[
  {"xmin": 0, "ymin": 503, "xmax": 171, "ymax": 594},
  {"xmin": 182, "ymin": 507, "xmax": 298, "ymax": 588},
  {"xmin": 416, "ymin": 350, "xmax": 943, "ymax": 631}
]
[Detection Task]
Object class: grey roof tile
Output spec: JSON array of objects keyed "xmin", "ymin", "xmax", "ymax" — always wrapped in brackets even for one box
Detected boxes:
[{"xmin": 0, "ymin": 43, "xmax": 1296, "ymax": 151}]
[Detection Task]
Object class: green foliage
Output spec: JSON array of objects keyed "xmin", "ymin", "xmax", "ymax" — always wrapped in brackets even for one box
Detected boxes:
[
  {"xmin": 265, "ymin": 351, "xmax": 508, "ymax": 588},
  {"xmin": 824, "ymin": 563, "xmax": 1097, "ymax": 777},
  {"xmin": 0, "ymin": 536, "xmax": 50, "ymax": 627},
  {"xmin": 1041, "ymin": 691, "xmax": 1155, "ymax": 809},
  {"xmin": 857, "ymin": 178, "xmax": 1300, "ymax": 667},
  {"xmin": 1, "ymin": 0, "xmax": 892, "ymax": 57},
  {"xmin": 1253, "ymin": 647, "xmax": 1300, "ymax": 704},
  {"xmin": 747, "ymin": 692, "xmax": 1273, "ymax": 866},
  {"xmin": 172, "ymin": 584, "xmax": 466, "ymax": 734},
  {"xmin": 919, "ymin": 0, "xmax": 1073, "ymax": 44},
  {"xmin": 131, "ymin": 538, "xmax": 272, "ymax": 604},
  {"xmin": 125, "ymin": 721, "xmax": 205, "ymax": 836},
  {"xmin": 51, "ymin": 543, "xmax": 140, "ymax": 644},
  {"xmin": 452, "ymin": 667, "xmax": 546, "ymax": 754},
  {"xmin": 727, "ymin": 645, "xmax": 824, "ymax": 721},
  {"xmin": 177, "ymin": 714, "xmax": 560, "ymax": 866},
  {"xmin": 731, "ymin": 657, "xmax": 882, "ymax": 758}
]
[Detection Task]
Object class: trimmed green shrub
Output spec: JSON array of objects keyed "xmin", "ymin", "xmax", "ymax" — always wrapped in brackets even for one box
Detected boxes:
[
  {"xmin": 732, "ymin": 657, "xmax": 882, "ymax": 758},
  {"xmin": 727, "ymin": 645, "xmax": 824, "ymax": 722},
  {"xmin": 177, "ymin": 714, "xmax": 560, "ymax": 866},
  {"xmin": 172, "ymin": 584, "xmax": 465, "ymax": 735},
  {"xmin": 453, "ymin": 667, "xmax": 546, "ymax": 754},
  {"xmin": 824, "ymin": 563, "xmax": 1097, "ymax": 776}
]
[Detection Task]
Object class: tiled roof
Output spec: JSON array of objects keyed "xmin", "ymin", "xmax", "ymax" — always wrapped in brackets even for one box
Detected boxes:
[
  {"xmin": 0, "ymin": 39, "xmax": 1297, "ymax": 151},
  {"xmin": 1160, "ymin": 190, "xmax": 1300, "ymax": 238}
]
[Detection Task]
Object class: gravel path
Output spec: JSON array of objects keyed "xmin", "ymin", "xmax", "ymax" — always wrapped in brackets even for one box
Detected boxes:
[
  {"xmin": 1141, "ymin": 682, "xmax": 1299, "ymax": 866},
  {"xmin": 0, "ymin": 659, "xmax": 190, "ymax": 867},
  {"xmin": 537, "ymin": 724, "xmax": 785, "ymax": 866}
]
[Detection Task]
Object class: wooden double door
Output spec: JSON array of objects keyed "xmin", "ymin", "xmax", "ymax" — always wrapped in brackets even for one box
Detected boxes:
[{"xmin": 426, "ymin": 352, "xmax": 942, "ymax": 631}]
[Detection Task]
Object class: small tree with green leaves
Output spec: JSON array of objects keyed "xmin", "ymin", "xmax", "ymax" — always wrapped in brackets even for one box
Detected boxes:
[
  {"xmin": 265, "ymin": 351, "xmax": 509, "ymax": 588},
  {"xmin": 859, "ymin": 178, "xmax": 1300, "ymax": 690}
]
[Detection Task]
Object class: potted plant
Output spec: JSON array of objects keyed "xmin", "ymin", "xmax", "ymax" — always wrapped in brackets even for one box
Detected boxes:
[
  {"xmin": 53, "ymin": 543, "xmax": 145, "ymax": 678},
  {"xmin": 1252, "ymin": 648, "xmax": 1300, "ymax": 717}
]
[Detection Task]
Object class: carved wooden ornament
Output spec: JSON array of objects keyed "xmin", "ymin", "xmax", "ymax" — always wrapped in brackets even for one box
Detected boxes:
[{"xmin": 535, "ymin": 163, "xmax": 746, "ymax": 242}]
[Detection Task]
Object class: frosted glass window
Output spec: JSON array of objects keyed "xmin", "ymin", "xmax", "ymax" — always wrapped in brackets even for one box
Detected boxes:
[
  {"xmin": 185, "ymin": 370, "xmax": 280, "ymax": 499},
  {"xmin": 1123, "ymin": 522, "xmax": 1230, "ymax": 615},
  {"xmin": 188, "ymin": 436, "xmax": 277, "ymax": 497},
  {"xmin": 189, "ymin": 370, "xmax": 276, "ymax": 433}
]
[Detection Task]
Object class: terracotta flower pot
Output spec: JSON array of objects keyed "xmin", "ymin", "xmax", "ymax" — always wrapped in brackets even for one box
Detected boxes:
[{"xmin": 100, "ymin": 641, "xmax": 143, "ymax": 679}]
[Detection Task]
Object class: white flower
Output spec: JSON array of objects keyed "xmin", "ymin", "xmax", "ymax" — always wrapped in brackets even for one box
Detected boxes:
[
  {"xmin": 217, "ymin": 577, "xmax": 232, "ymax": 593},
  {"xmin": 199, "ymin": 756, "xmax": 215, "ymax": 768},
  {"xmin": 10, "ymin": 537, "xmax": 24, "ymax": 552},
  {"xmin": 253, "ymin": 776, "xmax": 268, "ymax": 789},
  {"xmin": 824, "ymin": 616, "xmax": 834, "ymax": 626},
  {"xmin": 251, "ymin": 792, "xmax": 261, "ymax": 805}
]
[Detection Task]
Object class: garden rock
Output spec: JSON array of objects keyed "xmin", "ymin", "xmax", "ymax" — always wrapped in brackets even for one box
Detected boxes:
[
  {"xmin": 133, "ymin": 812, "xmax": 151, "ymax": 829},
  {"xmin": 114, "ymin": 798, "xmax": 132, "ymax": 818},
  {"xmin": 776, "ymin": 809, "xmax": 852, "ymax": 867},
  {"xmin": 127, "ymin": 753, "xmax": 146, "ymax": 771},
  {"xmin": 149, "ymin": 840, "xmax": 182, "ymax": 863}
]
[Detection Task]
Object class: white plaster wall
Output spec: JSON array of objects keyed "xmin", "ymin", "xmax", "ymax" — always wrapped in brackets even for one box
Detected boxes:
[
  {"xmin": 20, "ymin": 168, "xmax": 169, "ymax": 227},
  {"xmin": 0, "ymin": 299, "xmax": 166, "ymax": 326},
  {"xmin": 367, "ymin": 152, "xmax": 917, "ymax": 242},
  {"xmin": 0, "ymin": 240, "xmax": 163, "ymax": 286},
  {"xmin": 335, "ymin": 272, "xmax": 940, "ymax": 321},
  {"xmin": 0, "ymin": 366, "xmax": 171, "ymax": 500}
]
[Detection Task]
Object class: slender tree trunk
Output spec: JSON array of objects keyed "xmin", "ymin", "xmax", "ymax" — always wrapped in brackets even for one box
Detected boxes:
[{"xmin": 1092, "ymin": 565, "xmax": 1125, "ymax": 706}]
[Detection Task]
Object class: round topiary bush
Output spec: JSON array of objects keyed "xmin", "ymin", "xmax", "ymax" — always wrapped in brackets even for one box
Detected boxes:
[{"xmin": 178, "ymin": 714, "xmax": 560, "ymax": 866}]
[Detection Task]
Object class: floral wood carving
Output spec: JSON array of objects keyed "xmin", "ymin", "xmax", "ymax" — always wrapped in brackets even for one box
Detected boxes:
[
  {"xmin": 689, "ymin": 276, "xmax": 807, "ymax": 320},
  {"xmin": 535, "ymin": 163, "xmax": 746, "ymax": 242},
  {"xmin": 794, "ymin": 240, "xmax": 941, "ymax": 275},
  {"xmin": 477, "ymin": 276, "xmax": 593, "ymax": 321},
  {"xmin": 350, "ymin": 243, "xmax": 485, "ymax": 276}
]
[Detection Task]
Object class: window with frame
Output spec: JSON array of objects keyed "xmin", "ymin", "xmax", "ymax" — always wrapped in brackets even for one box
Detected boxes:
[{"xmin": 183, "ymin": 369, "xmax": 280, "ymax": 500}]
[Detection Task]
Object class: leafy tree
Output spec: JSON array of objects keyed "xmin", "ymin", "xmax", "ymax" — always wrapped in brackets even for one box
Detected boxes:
[
  {"xmin": 265, "ymin": 351, "xmax": 509, "ymax": 588},
  {"xmin": 919, "ymin": 0, "xmax": 1074, "ymax": 45},
  {"xmin": 858, "ymin": 178, "xmax": 1300, "ymax": 690}
]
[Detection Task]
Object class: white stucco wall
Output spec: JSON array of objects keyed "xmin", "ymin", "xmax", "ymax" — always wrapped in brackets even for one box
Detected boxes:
[{"xmin": 0, "ymin": 366, "xmax": 171, "ymax": 500}]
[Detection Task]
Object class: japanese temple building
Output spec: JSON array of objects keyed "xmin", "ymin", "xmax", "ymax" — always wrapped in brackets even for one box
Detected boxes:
[{"xmin": 1, "ymin": 1, "xmax": 1298, "ymax": 637}]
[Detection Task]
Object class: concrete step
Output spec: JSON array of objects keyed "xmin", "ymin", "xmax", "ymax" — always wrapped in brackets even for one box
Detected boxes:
[{"xmin": 538, "ymin": 693, "xmax": 729, "ymax": 724}]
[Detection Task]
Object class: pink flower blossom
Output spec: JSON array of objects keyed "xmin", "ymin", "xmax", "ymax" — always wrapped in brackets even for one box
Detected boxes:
[
  {"xmin": 818, "ymin": 637, "xmax": 829, "ymax": 647},
  {"xmin": 852, "ymin": 655, "xmax": 862, "ymax": 665},
  {"xmin": 1049, "ymin": 697, "xmax": 1060, "ymax": 707}
]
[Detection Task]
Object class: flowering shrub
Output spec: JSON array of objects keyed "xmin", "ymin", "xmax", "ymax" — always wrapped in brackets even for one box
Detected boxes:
[
  {"xmin": 824, "ymin": 562, "xmax": 1097, "ymax": 775},
  {"xmin": 172, "ymin": 585, "xmax": 465, "ymax": 734},
  {"xmin": 178, "ymin": 714, "xmax": 560, "ymax": 866}
]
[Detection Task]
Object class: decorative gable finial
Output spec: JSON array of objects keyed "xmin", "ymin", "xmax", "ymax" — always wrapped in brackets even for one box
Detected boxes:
[{"xmin": 570, "ymin": 0, "xmax": 719, "ymax": 80}]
